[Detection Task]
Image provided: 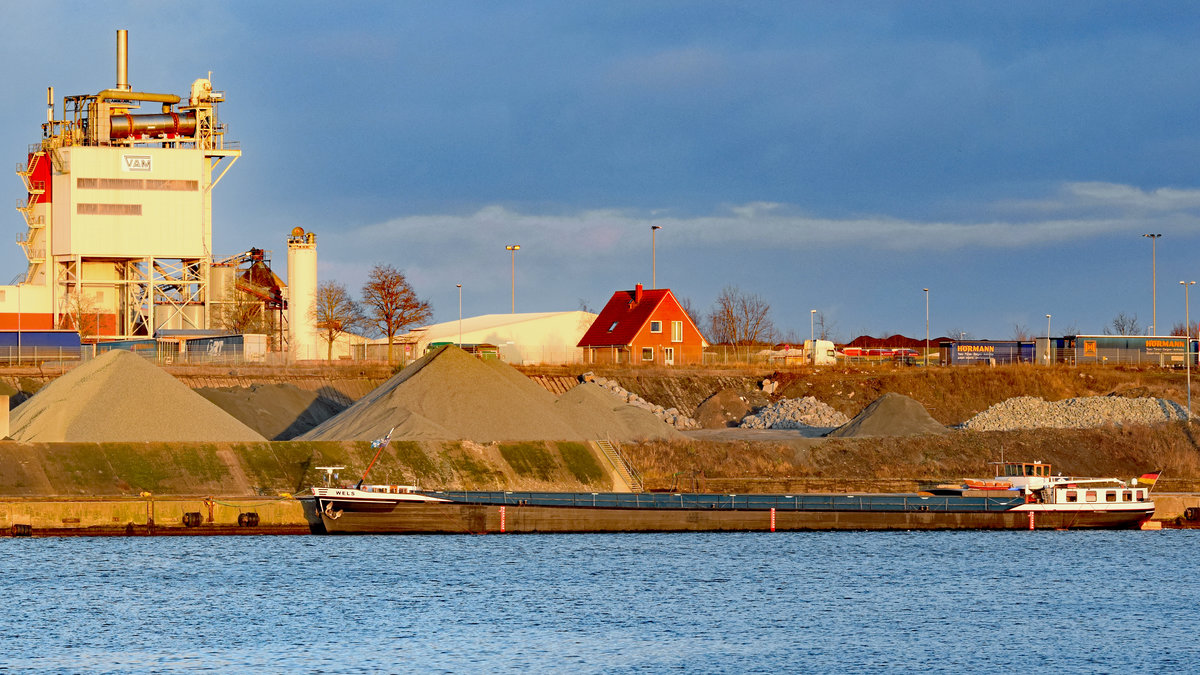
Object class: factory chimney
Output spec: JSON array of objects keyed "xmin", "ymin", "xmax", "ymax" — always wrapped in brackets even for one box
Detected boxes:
[{"xmin": 116, "ymin": 29, "xmax": 131, "ymax": 91}]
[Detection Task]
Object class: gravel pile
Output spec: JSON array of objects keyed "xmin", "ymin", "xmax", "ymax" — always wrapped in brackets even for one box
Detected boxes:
[
  {"xmin": 826, "ymin": 393, "xmax": 949, "ymax": 438},
  {"xmin": 303, "ymin": 347, "xmax": 681, "ymax": 442},
  {"xmin": 739, "ymin": 396, "xmax": 849, "ymax": 430},
  {"xmin": 586, "ymin": 375, "xmax": 700, "ymax": 430},
  {"xmin": 556, "ymin": 383, "xmax": 682, "ymax": 440},
  {"xmin": 963, "ymin": 396, "xmax": 1188, "ymax": 431},
  {"xmin": 9, "ymin": 350, "xmax": 265, "ymax": 442}
]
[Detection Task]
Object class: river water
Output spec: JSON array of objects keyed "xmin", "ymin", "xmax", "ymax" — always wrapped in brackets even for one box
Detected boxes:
[{"xmin": 1, "ymin": 530, "xmax": 1196, "ymax": 673}]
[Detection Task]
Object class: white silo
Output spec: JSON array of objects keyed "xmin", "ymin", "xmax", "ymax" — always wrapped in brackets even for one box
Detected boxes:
[{"xmin": 287, "ymin": 227, "xmax": 319, "ymax": 360}]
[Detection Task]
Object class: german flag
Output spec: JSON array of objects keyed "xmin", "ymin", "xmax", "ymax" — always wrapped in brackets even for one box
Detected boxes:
[{"xmin": 1139, "ymin": 471, "xmax": 1161, "ymax": 487}]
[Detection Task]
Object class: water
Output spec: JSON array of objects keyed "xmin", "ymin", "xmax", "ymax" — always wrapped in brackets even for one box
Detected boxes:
[{"xmin": 1, "ymin": 530, "xmax": 1196, "ymax": 673}]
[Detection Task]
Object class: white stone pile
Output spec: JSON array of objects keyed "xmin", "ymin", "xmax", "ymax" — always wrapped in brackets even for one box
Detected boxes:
[
  {"xmin": 963, "ymin": 396, "xmax": 1188, "ymax": 431},
  {"xmin": 585, "ymin": 375, "xmax": 701, "ymax": 430},
  {"xmin": 739, "ymin": 396, "xmax": 850, "ymax": 430}
]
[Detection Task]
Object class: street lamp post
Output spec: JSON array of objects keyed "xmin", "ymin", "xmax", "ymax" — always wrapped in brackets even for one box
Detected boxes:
[
  {"xmin": 810, "ymin": 309, "xmax": 817, "ymax": 366},
  {"xmin": 505, "ymin": 244, "xmax": 520, "ymax": 313},
  {"xmin": 1144, "ymin": 234, "xmax": 1162, "ymax": 334},
  {"xmin": 457, "ymin": 284, "xmax": 463, "ymax": 348},
  {"xmin": 1183, "ymin": 281, "xmax": 1195, "ymax": 420},
  {"xmin": 923, "ymin": 288, "xmax": 929, "ymax": 367},
  {"xmin": 1045, "ymin": 314, "xmax": 1052, "ymax": 365},
  {"xmin": 651, "ymin": 225, "xmax": 662, "ymax": 289}
]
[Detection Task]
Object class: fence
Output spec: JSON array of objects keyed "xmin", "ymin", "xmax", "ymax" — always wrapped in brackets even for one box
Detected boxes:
[{"xmin": 0, "ymin": 346, "xmax": 83, "ymax": 366}]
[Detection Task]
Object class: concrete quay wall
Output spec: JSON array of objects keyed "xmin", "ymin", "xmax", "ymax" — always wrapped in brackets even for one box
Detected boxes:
[{"xmin": 0, "ymin": 496, "xmax": 308, "ymax": 536}]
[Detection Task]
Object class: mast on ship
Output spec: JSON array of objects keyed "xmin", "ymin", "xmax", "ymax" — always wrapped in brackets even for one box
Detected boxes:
[{"xmin": 355, "ymin": 427, "xmax": 395, "ymax": 489}]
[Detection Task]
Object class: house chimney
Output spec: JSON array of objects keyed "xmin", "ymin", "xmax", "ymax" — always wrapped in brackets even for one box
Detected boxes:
[{"xmin": 634, "ymin": 283, "xmax": 643, "ymax": 303}]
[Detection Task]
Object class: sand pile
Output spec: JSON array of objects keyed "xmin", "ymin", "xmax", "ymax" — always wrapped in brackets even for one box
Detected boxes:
[
  {"xmin": 196, "ymin": 384, "xmax": 347, "ymax": 440},
  {"xmin": 9, "ymin": 350, "xmax": 265, "ymax": 442},
  {"xmin": 825, "ymin": 393, "xmax": 949, "ymax": 438},
  {"xmin": 304, "ymin": 346, "xmax": 677, "ymax": 442},
  {"xmin": 555, "ymin": 383, "xmax": 682, "ymax": 440}
]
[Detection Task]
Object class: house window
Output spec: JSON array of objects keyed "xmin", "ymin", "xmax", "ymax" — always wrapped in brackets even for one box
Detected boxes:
[
  {"xmin": 671, "ymin": 320, "xmax": 682, "ymax": 342},
  {"xmin": 1064, "ymin": 490, "xmax": 1077, "ymax": 503},
  {"xmin": 1105, "ymin": 491, "xmax": 1117, "ymax": 503},
  {"xmin": 642, "ymin": 347, "xmax": 654, "ymax": 361},
  {"xmin": 650, "ymin": 321, "xmax": 662, "ymax": 333},
  {"xmin": 1085, "ymin": 490, "xmax": 1097, "ymax": 503},
  {"xmin": 607, "ymin": 321, "xmax": 618, "ymax": 332}
]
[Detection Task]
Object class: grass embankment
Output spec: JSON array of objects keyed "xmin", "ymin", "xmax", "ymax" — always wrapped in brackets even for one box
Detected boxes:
[
  {"xmin": 0, "ymin": 439, "xmax": 619, "ymax": 498},
  {"xmin": 3, "ymin": 362, "xmax": 1198, "ymax": 499},
  {"xmin": 623, "ymin": 423, "xmax": 1200, "ymax": 492}
]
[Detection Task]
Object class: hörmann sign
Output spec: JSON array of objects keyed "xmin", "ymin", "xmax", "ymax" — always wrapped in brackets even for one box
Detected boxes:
[
  {"xmin": 943, "ymin": 340, "xmax": 1030, "ymax": 364},
  {"xmin": 1145, "ymin": 338, "xmax": 1187, "ymax": 354},
  {"xmin": 121, "ymin": 154, "xmax": 152, "ymax": 172},
  {"xmin": 958, "ymin": 344, "xmax": 995, "ymax": 353}
]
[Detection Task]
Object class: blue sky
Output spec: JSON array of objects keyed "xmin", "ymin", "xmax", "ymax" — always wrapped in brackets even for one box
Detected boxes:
[{"xmin": 4, "ymin": 2, "xmax": 1200, "ymax": 341}]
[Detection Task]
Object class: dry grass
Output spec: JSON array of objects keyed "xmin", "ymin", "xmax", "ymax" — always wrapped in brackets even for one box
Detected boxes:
[{"xmin": 623, "ymin": 422, "xmax": 1200, "ymax": 491}]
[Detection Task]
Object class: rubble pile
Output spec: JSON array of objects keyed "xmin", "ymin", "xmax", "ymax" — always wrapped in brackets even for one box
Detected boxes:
[
  {"xmin": 739, "ymin": 397, "xmax": 849, "ymax": 430},
  {"xmin": 584, "ymin": 374, "xmax": 701, "ymax": 430},
  {"xmin": 963, "ymin": 396, "xmax": 1188, "ymax": 431}
]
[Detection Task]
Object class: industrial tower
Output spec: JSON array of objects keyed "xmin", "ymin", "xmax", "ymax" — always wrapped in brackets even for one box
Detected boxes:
[{"xmin": 6, "ymin": 30, "xmax": 241, "ymax": 340}]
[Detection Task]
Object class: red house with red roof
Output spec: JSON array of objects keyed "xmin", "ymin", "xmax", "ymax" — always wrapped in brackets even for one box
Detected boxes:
[{"xmin": 577, "ymin": 284, "xmax": 708, "ymax": 365}]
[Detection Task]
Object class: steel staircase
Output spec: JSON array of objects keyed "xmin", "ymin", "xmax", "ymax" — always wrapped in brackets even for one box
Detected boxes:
[{"xmin": 595, "ymin": 439, "xmax": 644, "ymax": 493}]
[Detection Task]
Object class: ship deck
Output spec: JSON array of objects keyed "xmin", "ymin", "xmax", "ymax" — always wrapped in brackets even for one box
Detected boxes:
[{"xmin": 417, "ymin": 490, "xmax": 1028, "ymax": 513}]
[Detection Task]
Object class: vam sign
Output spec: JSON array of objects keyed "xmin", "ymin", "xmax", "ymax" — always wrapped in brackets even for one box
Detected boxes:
[{"xmin": 122, "ymin": 155, "xmax": 152, "ymax": 172}]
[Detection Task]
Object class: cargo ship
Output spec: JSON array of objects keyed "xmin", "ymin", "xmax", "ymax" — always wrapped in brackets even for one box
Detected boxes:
[{"xmin": 298, "ymin": 461, "xmax": 1156, "ymax": 534}]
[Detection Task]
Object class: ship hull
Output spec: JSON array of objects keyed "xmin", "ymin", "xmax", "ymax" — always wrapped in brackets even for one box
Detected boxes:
[{"xmin": 299, "ymin": 492, "xmax": 1153, "ymax": 535}]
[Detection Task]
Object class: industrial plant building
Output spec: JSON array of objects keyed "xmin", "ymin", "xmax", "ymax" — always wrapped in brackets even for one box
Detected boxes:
[{"xmin": 3, "ymin": 31, "xmax": 320, "ymax": 360}]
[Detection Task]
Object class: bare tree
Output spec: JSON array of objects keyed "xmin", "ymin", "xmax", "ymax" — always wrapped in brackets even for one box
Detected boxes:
[
  {"xmin": 706, "ymin": 286, "xmax": 777, "ymax": 359},
  {"xmin": 1105, "ymin": 312, "xmax": 1141, "ymax": 336},
  {"xmin": 946, "ymin": 328, "xmax": 972, "ymax": 341},
  {"xmin": 60, "ymin": 289, "xmax": 101, "ymax": 340},
  {"xmin": 312, "ymin": 281, "xmax": 363, "ymax": 361},
  {"xmin": 1171, "ymin": 322, "xmax": 1195, "ymax": 337},
  {"xmin": 1012, "ymin": 323, "xmax": 1032, "ymax": 341},
  {"xmin": 360, "ymin": 264, "xmax": 431, "ymax": 363},
  {"xmin": 677, "ymin": 296, "xmax": 704, "ymax": 335}
]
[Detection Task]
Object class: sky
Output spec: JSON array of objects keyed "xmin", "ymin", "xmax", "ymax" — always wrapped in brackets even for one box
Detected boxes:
[{"xmin": 3, "ymin": 2, "xmax": 1200, "ymax": 342}]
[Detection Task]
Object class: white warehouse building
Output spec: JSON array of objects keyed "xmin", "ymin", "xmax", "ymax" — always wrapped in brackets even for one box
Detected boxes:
[{"xmin": 366, "ymin": 311, "xmax": 598, "ymax": 365}]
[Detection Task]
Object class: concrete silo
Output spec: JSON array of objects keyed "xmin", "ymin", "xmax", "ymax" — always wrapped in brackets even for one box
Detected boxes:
[{"xmin": 286, "ymin": 227, "xmax": 318, "ymax": 360}]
